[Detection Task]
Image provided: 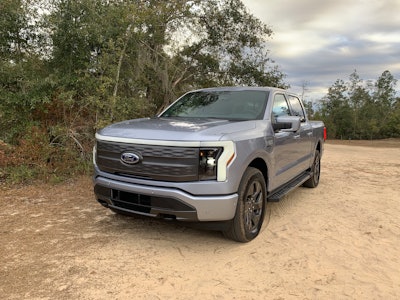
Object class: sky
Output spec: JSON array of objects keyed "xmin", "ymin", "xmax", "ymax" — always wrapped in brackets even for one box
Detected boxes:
[{"xmin": 241, "ymin": 0, "xmax": 400, "ymax": 101}]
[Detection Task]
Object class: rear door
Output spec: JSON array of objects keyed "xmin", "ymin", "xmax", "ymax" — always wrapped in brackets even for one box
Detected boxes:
[{"xmin": 287, "ymin": 95, "xmax": 313, "ymax": 169}]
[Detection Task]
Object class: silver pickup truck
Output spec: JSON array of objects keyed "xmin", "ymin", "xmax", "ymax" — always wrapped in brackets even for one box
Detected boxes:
[{"xmin": 94, "ymin": 87, "xmax": 326, "ymax": 242}]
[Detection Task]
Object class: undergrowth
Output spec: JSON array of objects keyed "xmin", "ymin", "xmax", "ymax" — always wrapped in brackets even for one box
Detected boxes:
[{"xmin": 0, "ymin": 126, "xmax": 93, "ymax": 185}]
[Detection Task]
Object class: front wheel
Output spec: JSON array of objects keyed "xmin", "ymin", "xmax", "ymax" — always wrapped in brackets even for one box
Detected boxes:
[{"xmin": 223, "ymin": 167, "xmax": 266, "ymax": 242}]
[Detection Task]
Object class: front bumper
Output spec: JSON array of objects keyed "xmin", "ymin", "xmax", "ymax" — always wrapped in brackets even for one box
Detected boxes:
[{"xmin": 94, "ymin": 176, "xmax": 238, "ymax": 221}]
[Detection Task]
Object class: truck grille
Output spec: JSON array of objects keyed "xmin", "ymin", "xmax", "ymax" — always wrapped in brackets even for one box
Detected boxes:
[{"xmin": 96, "ymin": 141, "xmax": 199, "ymax": 181}]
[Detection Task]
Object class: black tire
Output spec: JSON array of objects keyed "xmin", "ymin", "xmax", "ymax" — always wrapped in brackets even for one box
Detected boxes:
[
  {"xmin": 303, "ymin": 150, "xmax": 321, "ymax": 188},
  {"xmin": 223, "ymin": 167, "xmax": 266, "ymax": 242}
]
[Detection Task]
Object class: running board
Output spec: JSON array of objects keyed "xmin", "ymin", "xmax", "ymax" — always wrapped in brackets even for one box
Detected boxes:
[{"xmin": 267, "ymin": 171, "xmax": 311, "ymax": 202}]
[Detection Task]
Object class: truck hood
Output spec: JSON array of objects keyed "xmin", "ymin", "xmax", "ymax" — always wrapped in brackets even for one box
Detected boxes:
[{"xmin": 97, "ymin": 117, "xmax": 256, "ymax": 141}]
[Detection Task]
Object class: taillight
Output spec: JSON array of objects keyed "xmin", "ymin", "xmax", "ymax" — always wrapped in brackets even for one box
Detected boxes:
[{"xmin": 323, "ymin": 127, "xmax": 327, "ymax": 141}]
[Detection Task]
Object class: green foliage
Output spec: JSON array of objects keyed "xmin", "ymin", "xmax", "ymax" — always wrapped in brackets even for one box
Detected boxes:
[
  {"xmin": 0, "ymin": 0, "xmax": 287, "ymax": 182},
  {"xmin": 1, "ymin": 1, "xmax": 398, "ymax": 185},
  {"xmin": 318, "ymin": 70, "xmax": 399, "ymax": 139}
]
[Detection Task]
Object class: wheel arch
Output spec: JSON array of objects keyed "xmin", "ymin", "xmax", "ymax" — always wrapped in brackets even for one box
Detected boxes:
[
  {"xmin": 248, "ymin": 158, "xmax": 269, "ymax": 191},
  {"xmin": 315, "ymin": 138, "xmax": 324, "ymax": 156},
  {"xmin": 316, "ymin": 140, "xmax": 321, "ymax": 153}
]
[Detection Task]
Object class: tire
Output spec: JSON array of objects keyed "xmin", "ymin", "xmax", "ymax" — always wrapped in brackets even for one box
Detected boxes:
[
  {"xmin": 223, "ymin": 167, "xmax": 266, "ymax": 242},
  {"xmin": 303, "ymin": 150, "xmax": 321, "ymax": 188}
]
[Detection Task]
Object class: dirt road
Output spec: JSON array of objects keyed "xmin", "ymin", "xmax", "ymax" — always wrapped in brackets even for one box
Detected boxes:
[{"xmin": 1, "ymin": 141, "xmax": 400, "ymax": 299}]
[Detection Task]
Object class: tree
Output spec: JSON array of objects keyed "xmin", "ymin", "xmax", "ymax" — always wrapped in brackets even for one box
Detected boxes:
[
  {"xmin": 319, "ymin": 70, "xmax": 399, "ymax": 140},
  {"xmin": 319, "ymin": 79, "xmax": 352, "ymax": 139},
  {"xmin": 303, "ymin": 100, "xmax": 314, "ymax": 119},
  {"xmin": 0, "ymin": 0, "xmax": 288, "ymax": 182},
  {"xmin": 133, "ymin": 0, "xmax": 288, "ymax": 112},
  {"xmin": 0, "ymin": 0, "xmax": 29, "ymax": 61},
  {"xmin": 189, "ymin": 0, "xmax": 286, "ymax": 87},
  {"xmin": 0, "ymin": 0, "xmax": 50, "ymax": 142},
  {"xmin": 347, "ymin": 70, "xmax": 372, "ymax": 139},
  {"xmin": 373, "ymin": 70, "xmax": 398, "ymax": 137}
]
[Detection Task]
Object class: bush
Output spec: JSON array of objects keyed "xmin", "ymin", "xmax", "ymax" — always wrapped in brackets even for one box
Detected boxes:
[{"xmin": 0, "ymin": 126, "xmax": 92, "ymax": 184}]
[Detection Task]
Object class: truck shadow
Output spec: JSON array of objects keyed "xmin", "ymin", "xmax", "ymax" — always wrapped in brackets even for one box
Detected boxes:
[
  {"xmin": 93, "ymin": 192, "xmax": 304, "ymax": 244},
  {"xmin": 94, "ymin": 209, "xmax": 229, "ymax": 242},
  {"xmin": 267, "ymin": 190, "xmax": 305, "ymax": 221}
]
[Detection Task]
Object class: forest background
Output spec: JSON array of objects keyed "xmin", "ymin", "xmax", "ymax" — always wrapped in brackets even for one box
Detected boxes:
[{"xmin": 0, "ymin": 0, "xmax": 399, "ymax": 183}]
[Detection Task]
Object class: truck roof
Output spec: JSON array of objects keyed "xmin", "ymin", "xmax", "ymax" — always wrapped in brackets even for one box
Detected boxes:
[{"xmin": 190, "ymin": 86, "xmax": 287, "ymax": 93}]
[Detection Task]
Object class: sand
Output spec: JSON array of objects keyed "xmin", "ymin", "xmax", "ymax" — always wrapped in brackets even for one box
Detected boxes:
[{"xmin": 1, "ymin": 141, "xmax": 399, "ymax": 299}]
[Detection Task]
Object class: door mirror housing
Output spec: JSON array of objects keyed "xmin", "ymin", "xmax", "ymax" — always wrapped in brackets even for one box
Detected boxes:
[{"xmin": 273, "ymin": 116, "xmax": 301, "ymax": 132}]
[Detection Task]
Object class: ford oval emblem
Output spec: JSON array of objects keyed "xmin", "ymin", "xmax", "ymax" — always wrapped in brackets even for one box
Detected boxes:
[{"xmin": 121, "ymin": 152, "xmax": 141, "ymax": 165}]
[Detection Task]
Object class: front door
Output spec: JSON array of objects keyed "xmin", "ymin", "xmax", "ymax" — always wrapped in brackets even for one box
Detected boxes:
[{"xmin": 270, "ymin": 93, "xmax": 310, "ymax": 190}]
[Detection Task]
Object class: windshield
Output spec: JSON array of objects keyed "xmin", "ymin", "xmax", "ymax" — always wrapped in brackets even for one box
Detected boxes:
[{"xmin": 160, "ymin": 90, "xmax": 269, "ymax": 120}]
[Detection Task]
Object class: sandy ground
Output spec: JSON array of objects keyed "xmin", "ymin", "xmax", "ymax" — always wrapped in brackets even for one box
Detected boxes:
[{"xmin": 1, "ymin": 141, "xmax": 400, "ymax": 299}]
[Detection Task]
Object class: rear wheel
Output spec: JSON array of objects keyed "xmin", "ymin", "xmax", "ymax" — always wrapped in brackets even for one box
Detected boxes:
[
  {"xmin": 303, "ymin": 150, "xmax": 320, "ymax": 188},
  {"xmin": 223, "ymin": 167, "xmax": 266, "ymax": 242}
]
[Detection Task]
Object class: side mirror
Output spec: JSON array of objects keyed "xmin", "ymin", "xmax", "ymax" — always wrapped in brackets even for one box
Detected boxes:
[{"xmin": 273, "ymin": 116, "xmax": 301, "ymax": 132}]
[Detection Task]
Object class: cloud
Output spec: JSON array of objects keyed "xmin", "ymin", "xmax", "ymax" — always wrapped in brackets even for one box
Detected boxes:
[{"xmin": 242, "ymin": 0, "xmax": 400, "ymax": 99}]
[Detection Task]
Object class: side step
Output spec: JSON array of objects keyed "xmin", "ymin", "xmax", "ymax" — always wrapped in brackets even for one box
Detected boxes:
[{"xmin": 267, "ymin": 171, "xmax": 311, "ymax": 202}]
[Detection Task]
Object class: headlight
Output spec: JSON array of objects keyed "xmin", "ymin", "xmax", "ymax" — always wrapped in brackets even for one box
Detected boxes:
[{"xmin": 198, "ymin": 148, "xmax": 222, "ymax": 180}]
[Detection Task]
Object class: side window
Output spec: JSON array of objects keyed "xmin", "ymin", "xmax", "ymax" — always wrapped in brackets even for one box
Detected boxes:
[
  {"xmin": 288, "ymin": 95, "xmax": 306, "ymax": 121},
  {"xmin": 272, "ymin": 94, "xmax": 290, "ymax": 121}
]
